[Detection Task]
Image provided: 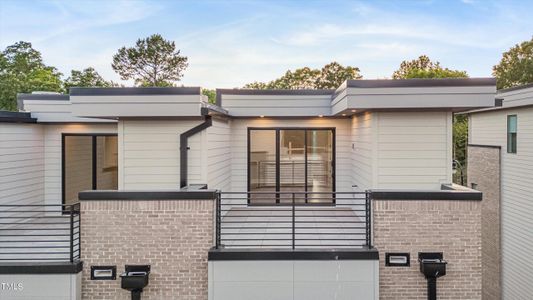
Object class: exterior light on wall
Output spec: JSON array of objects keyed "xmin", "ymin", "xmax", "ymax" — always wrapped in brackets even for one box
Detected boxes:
[{"xmin": 342, "ymin": 114, "xmax": 346, "ymax": 116}]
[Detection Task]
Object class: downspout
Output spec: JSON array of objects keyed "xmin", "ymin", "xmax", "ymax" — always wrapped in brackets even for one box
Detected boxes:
[{"xmin": 180, "ymin": 116, "xmax": 212, "ymax": 188}]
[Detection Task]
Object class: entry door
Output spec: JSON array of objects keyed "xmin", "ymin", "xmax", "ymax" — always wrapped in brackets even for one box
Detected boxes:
[{"xmin": 248, "ymin": 128, "xmax": 334, "ymax": 204}]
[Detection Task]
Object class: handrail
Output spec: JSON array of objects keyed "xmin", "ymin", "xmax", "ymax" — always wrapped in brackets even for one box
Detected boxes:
[
  {"xmin": 0, "ymin": 202, "xmax": 81, "ymax": 262},
  {"xmin": 215, "ymin": 191, "xmax": 371, "ymax": 249}
]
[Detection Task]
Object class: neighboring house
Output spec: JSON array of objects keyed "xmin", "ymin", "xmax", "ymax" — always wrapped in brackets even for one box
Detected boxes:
[
  {"xmin": 0, "ymin": 78, "xmax": 498, "ymax": 300},
  {"xmin": 466, "ymin": 83, "xmax": 533, "ymax": 300}
]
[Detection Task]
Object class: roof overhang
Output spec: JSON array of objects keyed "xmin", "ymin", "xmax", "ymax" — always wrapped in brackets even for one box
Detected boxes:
[
  {"xmin": 331, "ymin": 78, "xmax": 497, "ymax": 116},
  {"xmin": 464, "ymin": 83, "xmax": 533, "ymax": 114}
]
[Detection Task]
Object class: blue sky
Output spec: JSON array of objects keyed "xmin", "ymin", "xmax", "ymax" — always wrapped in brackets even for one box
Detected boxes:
[{"xmin": 1, "ymin": 0, "xmax": 532, "ymax": 88}]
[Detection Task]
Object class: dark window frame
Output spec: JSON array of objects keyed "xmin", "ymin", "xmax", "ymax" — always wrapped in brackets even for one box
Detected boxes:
[
  {"xmin": 61, "ymin": 133, "xmax": 118, "ymax": 205},
  {"xmin": 507, "ymin": 115, "xmax": 517, "ymax": 154},
  {"xmin": 247, "ymin": 127, "xmax": 336, "ymax": 204}
]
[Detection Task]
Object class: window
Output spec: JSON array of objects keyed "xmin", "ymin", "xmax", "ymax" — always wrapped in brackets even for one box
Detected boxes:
[{"xmin": 507, "ymin": 115, "xmax": 517, "ymax": 153}]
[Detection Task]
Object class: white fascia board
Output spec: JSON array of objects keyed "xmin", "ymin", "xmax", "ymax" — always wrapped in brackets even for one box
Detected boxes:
[
  {"xmin": 342, "ymin": 85, "xmax": 496, "ymax": 111},
  {"xmin": 221, "ymin": 94, "xmax": 332, "ymax": 117},
  {"xmin": 70, "ymin": 95, "xmax": 203, "ymax": 118},
  {"xmin": 464, "ymin": 86, "xmax": 533, "ymax": 114},
  {"xmin": 23, "ymin": 100, "xmax": 112, "ymax": 123}
]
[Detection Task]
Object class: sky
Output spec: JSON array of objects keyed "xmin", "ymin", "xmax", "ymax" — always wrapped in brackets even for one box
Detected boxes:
[{"xmin": 1, "ymin": 0, "xmax": 532, "ymax": 89}]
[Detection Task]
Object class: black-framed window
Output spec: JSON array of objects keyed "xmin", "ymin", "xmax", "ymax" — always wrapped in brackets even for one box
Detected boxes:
[
  {"xmin": 507, "ymin": 115, "xmax": 517, "ymax": 154},
  {"xmin": 247, "ymin": 127, "xmax": 335, "ymax": 204},
  {"xmin": 62, "ymin": 133, "xmax": 118, "ymax": 205}
]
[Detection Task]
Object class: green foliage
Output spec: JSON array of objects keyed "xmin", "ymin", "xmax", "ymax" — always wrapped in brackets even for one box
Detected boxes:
[
  {"xmin": 453, "ymin": 114, "xmax": 468, "ymax": 184},
  {"xmin": 393, "ymin": 55, "xmax": 469, "ymax": 185},
  {"xmin": 64, "ymin": 67, "xmax": 117, "ymax": 90},
  {"xmin": 202, "ymin": 88, "xmax": 216, "ymax": 104},
  {"xmin": 392, "ymin": 55, "xmax": 468, "ymax": 79},
  {"xmin": 112, "ymin": 34, "xmax": 188, "ymax": 87},
  {"xmin": 492, "ymin": 37, "xmax": 533, "ymax": 89},
  {"xmin": 0, "ymin": 41, "xmax": 63, "ymax": 111},
  {"xmin": 244, "ymin": 62, "xmax": 362, "ymax": 89}
]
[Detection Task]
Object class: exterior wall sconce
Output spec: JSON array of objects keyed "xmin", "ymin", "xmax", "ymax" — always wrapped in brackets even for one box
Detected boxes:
[
  {"xmin": 91, "ymin": 265, "xmax": 117, "ymax": 280},
  {"xmin": 385, "ymin": 253, "xmax": 410, "ymax": 267}
]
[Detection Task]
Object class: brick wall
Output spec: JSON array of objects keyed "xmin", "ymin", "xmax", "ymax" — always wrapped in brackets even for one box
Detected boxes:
[
  {"xmin": 81, "ymin": 199, "xmax": 214, "ymax": 300},
  {"xmin": 374, "ymin": 199, "xmax": 482, "ymax": 300},
  {"xmin": 467, "ymin": 145, "xmax": 501, "ymax": 300}
]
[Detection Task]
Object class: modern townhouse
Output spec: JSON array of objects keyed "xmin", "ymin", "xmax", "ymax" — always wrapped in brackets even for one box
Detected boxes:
[{"xmin": 0, "ymin": 78, "xmax": 497, "ymax": 300}]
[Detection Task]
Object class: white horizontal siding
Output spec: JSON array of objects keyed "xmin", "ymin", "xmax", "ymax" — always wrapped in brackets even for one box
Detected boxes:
[
  {"xmin": 43, "ymin": 123, "xmax": 117, "ymax": 206},
  {"xmin": 207, "ymin": 118, "xmax": 232, "ymax": 191},
  {"xmin": 0, "ymin": 123, "xmax": 44, "ymax": 206},
  {"xmin": 120, "ymin": 119, "xmax": 204, "ymax": 189},
  {"xmin": 230, "ymin": 118, "xmax": 352, "ymax": 192},
  {"xmin": 375, "ymin": 111, "xmax": 451, "ymax": 189},
  {"xmin": 351, "ymin": 112, "xmax": 373, "ymax": 191},
  {"xmin": 469, "ymin": 106, "xmax": 533, "ymax": 300}
]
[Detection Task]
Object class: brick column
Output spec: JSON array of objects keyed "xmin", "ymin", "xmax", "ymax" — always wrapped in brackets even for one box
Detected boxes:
[
  {"xmin": 374, "ymin": 199, "xmax": 482, "ymax": 300},
  {"xmin": 80, "ymin": 198, "xmax": 214, "ymax": 300},
  {"xmin": 467, "ymin": 145, "xmax": 501, "ymax": 300}
]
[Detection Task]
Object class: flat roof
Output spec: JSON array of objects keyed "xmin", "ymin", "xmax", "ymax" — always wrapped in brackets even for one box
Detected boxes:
[
  {"xmin": 0, "ymin": 110, "xmax": 37, "ymax": 123},
  {"xmin": 70, "ymin": 86, "xmax": 201, "ymax": 96},
  {"xmin": 497, "ymin": 82, "xmax": 533, "ymax": 94},
  {"xmin": 345, "ymin": 78, "xmax": 496, "ymax": 88},
  {"xmin": 17, "ymin": 93, "xmax": 70, "ymax": 101}
]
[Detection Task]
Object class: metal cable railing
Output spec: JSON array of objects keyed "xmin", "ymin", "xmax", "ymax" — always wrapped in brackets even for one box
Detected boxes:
[
  {"xmin": 0, "ymin": 203, "xmax": 80, "ymax": 262},
  {"xmin": 215, "ymin": 191, "xmax": 371, "ymax": 249}
]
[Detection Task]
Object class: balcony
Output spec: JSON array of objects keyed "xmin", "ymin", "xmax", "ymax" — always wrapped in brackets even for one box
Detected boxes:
[
  {"xmin": 0, "ymin": 203, "xmax": 80, "ymax": 262},
  {"xmin": 214, "ymin": 191, "xmax": 372, "ymax": 250}
]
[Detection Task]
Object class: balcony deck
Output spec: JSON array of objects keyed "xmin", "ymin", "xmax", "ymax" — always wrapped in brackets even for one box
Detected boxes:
[
  {"xmin": 216, "ymin": 192, "xmax": 371, "ymax": 250},
  {"xmin": 0, "ymin": 204, "xmax": 80, "ymax": 263}
]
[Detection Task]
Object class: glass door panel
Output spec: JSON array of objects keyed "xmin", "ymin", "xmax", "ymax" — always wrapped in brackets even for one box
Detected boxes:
[
  {"xmin": 307, "ymin": 130, "xmax": 333, "ymax": 203},
  {"xmin": 279, "ymin": 130, "xmax": 306, "ymax": 203},
  {"xmin": 249, "ymin": 130, "xmax": 277, "ymax": 204},
  {"xmin": 64, "ymin": 136, "xmax": 93, "ymax": 205}
]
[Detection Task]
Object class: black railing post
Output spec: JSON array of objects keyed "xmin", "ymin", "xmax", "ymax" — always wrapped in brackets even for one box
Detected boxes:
[
  {"xmin": 365, "ymin": 190, "xmax": 372, "ymax": 248},
  {"xmin": 292, "ymin": 193, "xmax": 296, "ymax": 250},
  {"xmin": 76, "ymin": 203, "xmax": 81, "ymax": 260},
  {"xmin": 69, "ymin": 204, "xmax": 74, "ymax": 262},
  {"xmin": 215, "ymin": 192, "xmax": 221, "ymax": 249}
]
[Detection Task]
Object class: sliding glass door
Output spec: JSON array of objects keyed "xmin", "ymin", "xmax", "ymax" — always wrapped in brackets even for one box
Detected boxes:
[
  {"xmin": 248, "ymin": 128, "xmax": 334, "ymax": 204},
  {"xmin": 62, "ymin": 134, "xmax": 118, "ymax": 205}
]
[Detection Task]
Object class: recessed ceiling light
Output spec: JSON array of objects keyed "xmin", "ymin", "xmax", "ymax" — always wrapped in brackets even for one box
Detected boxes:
[
  {"xmin": 342, "ymin": 114, "xmax": 346, "ymax": 116},
  {"xmin": 318, "ymin": 115, "xmax": 323, "ymax": 118},
  {"xmin": 260, "ymin": 115, "xmax": 265, "ymax": 118},
  {"xmin": 351, "ymin": 109, "xmax": 356, "ymax": 113}
]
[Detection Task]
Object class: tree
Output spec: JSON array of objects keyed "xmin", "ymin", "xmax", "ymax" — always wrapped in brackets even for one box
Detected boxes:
[
  {"xmin": 493, "ymin": 37, "xmax": 533, "ymax": 89},
  {"xmin": 0, "ymin": 41, "xmax": 63, "ymax": 111},
  {"xmin": 392, "ymin": 55, "xmax": 468, "ymax": 185},
  {"xmin": 392, "ymin": 55, "xmax": 467, "ymax": 79},
  {"xmin": 202, "ymin": 88, "xmax": 216, "ymax": 104},
  {"xmin": 316, "ymin": 62, "xmax": 362, "ymax": 89},
  {"xmin": 112, "ymin": 34, "xmax": 188, "ymax": 87},
  {"xmin": 244, "ymin": 62, "xmax": 362, "ymax": 89},
  {"xmin": 64, "ymin": 67, "xmax": 116, "ymax": 89}
]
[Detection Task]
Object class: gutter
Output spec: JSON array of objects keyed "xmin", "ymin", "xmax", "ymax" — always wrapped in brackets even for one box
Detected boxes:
[{"xmin": 180, "ymin": 116, "xmax": 212, "ymax": 188}]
